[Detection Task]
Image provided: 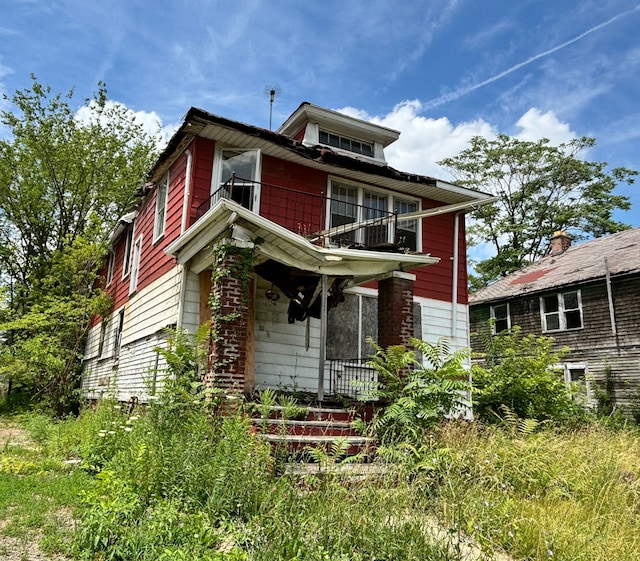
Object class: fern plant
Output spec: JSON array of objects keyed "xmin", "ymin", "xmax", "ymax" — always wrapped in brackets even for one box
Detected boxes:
[{"xmin": 366, "ymin": 337, "xmax": 471, "ymax": 444}]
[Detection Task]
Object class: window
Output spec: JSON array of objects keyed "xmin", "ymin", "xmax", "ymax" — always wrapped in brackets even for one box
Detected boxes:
[
  {"xmin": 106, "ymin": 250, "xmax": 115, "ymax": 286},
  {"xmin": 329, "ymin": 183, "xmax": 358, "ymax": 245},
  {"xmin": 395, "ymin": 197, "xmax": 418, "ymax": 250},
  {"xmin": 490, "ymin": 303, "xmax": 510, "ymax": 333},
  {"xmin": 122, "ymin": 227, "xmax": 134, "ymax": 279},
  {"xmin": 216, "ymin": 149, "xmax": 260, "ymax": 210},
  {"xmin": 363, "ymin": 191, "xmax": 388, "ymax": 246},
  {"xmin": 129, "ymin": 236, "xmax": 143, "ymax": 294},
  {"xmin": 319, "ymin": 130, "xmax": 373, "ymax": 157},
  {"xmin": 541, "ymin": 290, "xmax": 583, "ymax": 332},
  {"xmin": 560, "ymin": 363, "xmax": 592, "ymax": 403},
  {"xmin": 98, "ymin": 318, "xmax": 109, "ymax": 357},
  {"xmin": 153, "ymin": 173, "xmax": 169, "ymax": 242},
  {"xmin": 113, "ymin": 310, "xmax": 125, "ymax": 358},
  {"xmin": 328, "ymin": 181, "xmax": 421, "ymax": 251}
]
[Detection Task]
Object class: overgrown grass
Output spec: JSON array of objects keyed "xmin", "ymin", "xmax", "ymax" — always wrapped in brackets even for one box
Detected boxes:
[
  {"xmin": 2, "ymin": 401, "xmax": 640, "ymax": 560},
  {"xmin": 424, "ymin": 420, "xmax": 640, "ymax": 560}
]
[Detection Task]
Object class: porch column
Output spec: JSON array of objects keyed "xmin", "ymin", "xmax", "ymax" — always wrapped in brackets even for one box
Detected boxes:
[
  {"xmin": 204, "ymin": 239, "xmax": 254, "ymax": 394},
  {"xmin": 377, "ymin": 271, "xmax": 416, "ymax": 349}
]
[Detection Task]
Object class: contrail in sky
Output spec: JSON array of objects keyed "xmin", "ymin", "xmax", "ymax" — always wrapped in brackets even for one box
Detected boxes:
[{"xmin": 423, "ymin": 4, "xmax": 640, "ymax": 110}]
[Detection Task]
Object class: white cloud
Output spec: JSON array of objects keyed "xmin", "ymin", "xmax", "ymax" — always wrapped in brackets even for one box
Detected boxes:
[
  {"xmin": 75, "ymin": 100, "xmax": 174, "ymax": 148},
  {"xmin": 338, "ymin": 100, "xmax": 496, "ymax": 179},
  {"xmin": 514, "ymin": 108, "xmax": 575, "ymax": 144}
]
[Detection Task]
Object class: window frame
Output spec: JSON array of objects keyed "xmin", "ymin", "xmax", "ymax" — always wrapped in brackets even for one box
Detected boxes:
[
  {"xmin": 122, "ymin": 227, "xmax": 134, "ymax": 280},
  {"xmin": 129, "ymin": 235, "xmax": 143, "ymax": 295},
  {"xmin": 113, "ymin": 309, "xmax": 125, "ymax": 359},
  {"xmin": 105, "ymin": 250, "xmax": 115, "ymax": 286},
  {"xmin": 490, "ymin": 302, "xmax": 511, "ymax": 334},
  {"xmin": 559, "ymin": 362, "xmax": 592, "ymax": 403},
  {"xmin": 318, "ymin": 129, "xmax": 374, "ymax": 157},
  {"xmin": 98, "ymin": 317, "xmax": 109, "ymax": 358},
  {"xmin": 153, "ymin": 173, "xmax": 169, "ymax": 243},
  {"xmin": 327, "ymin": 179, "xmax": 422, "ymax": 252},
  {"xmin": 212, "ymin": 147, "xmax": 261, "ymax": 212},
  {"xmin": 540, "ymin": 290, "xmax": 583, "ymax": 333}
]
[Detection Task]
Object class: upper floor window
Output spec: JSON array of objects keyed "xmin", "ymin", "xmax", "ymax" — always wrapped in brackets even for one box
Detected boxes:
[
  {"xmin": 153, "ymin": 173, "xmax": 169, "ymax": 242},
  {"xmin": 122, "ymin": 227, "xmax": 134, "ymax": 279},
  {"xmin": 215, "ymin": 148, "xmax": 260, "ymax": 211},
  {"xmin": 490, "ymin": 303, "xmax": 510, "ymax": 334},
  {"xmin": 129, "ymin": 235, "xmax": 143, "ymax": 295},
  {"xmin": 541, "ymin": 290, "xmax": 583, "ymax": 332},
  {"xmin": 319, "ymin": 130, "xmax": 373, "ymax": 157},
  {"xmin": 106, "ymin": 250, "xmax": 115, "ymax": 286},
  {"xmin": 328, "ymin": 181, "xmax": 420, "ymax": 251},
  {"xmin": 395, "ymin": 198, "xmax": 418, "ymax": 250}
]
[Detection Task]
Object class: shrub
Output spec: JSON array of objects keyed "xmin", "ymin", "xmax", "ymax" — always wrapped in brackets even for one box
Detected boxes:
[
  {"xmin": 472, "ymin": 326, "xmax": 587, "ymax": 423},
  {"xmin": 367, "ymin": 337, "xmax": 471, "ymax": 444}
]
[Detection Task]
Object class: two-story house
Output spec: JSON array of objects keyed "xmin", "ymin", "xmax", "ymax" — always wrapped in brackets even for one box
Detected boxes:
[
  {"xmin": 82, "ymin": 102, "xmax": 494, "ymax": 404},
  {"xmin": 469, "ymin": 229, "xmax": 640, "ymax": 411}
]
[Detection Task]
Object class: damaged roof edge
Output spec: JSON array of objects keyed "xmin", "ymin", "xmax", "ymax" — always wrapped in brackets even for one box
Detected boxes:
[{"xmin": 148, "ymin": 107, "xmax": 493, "ymax": 203}]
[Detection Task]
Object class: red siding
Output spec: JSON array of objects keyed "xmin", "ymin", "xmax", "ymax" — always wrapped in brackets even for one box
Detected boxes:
[
  {"xmin": 134, "ymin": 157, "xmax": 185, "ymax": 292},
  {"xmin": 416, "ymin": 200, "xmax": 468, "ymax": 304},
  {"xmin": 260, "ymin": 155, "xmax": 327, "ymax": 235},
  {"xmin": 188, "ymin": 138, "xmax": 215, "ymax": 228}
]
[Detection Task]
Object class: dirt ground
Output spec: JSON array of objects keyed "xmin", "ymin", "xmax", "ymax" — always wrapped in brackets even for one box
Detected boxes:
[{"xmin": 0, "ymin": 423, "xmax": 73, "ymax": 561}]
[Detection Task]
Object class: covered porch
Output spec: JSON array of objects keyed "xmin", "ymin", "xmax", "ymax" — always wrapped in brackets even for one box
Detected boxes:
[{"xmin": 166, "ymin": 197, "xmax": 439, "ymax": 400}]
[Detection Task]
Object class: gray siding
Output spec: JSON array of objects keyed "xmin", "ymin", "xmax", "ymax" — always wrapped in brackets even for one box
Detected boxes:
[{"xmin": 470, "ymin": 273, "xmax": 640, "ymax": 411}]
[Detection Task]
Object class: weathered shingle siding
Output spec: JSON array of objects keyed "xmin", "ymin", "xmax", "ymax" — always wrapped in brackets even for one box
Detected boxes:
[{"xmin": 469, "ymin": 273, "xmax": 640, "ymax": 411}]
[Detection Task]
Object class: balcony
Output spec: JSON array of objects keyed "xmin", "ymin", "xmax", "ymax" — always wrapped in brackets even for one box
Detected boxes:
[{"xmin": 195, "ymin": 175, "xmax": 403, "ymax": 252}]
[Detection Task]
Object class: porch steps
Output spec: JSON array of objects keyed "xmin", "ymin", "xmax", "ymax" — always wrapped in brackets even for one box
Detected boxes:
[{"xmin": 249, "ymin": 403, "xmax": 376, "ymax": 458}]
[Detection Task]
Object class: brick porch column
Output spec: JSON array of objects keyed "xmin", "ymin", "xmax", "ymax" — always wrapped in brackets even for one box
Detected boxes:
[
  {"xmin": 377, "ymin": 271, "xmax": 416, "ymax": 349},
  {"xmin": 204, "ymin": 240, "xmax": 254, "ymax": 394}
]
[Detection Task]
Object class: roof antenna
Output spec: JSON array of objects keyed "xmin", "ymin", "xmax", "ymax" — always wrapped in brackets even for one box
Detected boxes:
[{"xmin": 264, "ymin": 85, "xmax": 281, "ymax": 130}]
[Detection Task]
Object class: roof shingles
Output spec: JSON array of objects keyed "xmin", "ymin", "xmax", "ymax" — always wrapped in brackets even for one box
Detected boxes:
[{"xmin": 470, "ymin": 228, "xmax": 640, "ymax": 304}]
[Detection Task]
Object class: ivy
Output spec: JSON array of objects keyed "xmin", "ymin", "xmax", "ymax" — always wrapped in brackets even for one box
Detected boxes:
[{"xmin": 207, "ymin": 241, "xmax": 257, "ymax": 376}]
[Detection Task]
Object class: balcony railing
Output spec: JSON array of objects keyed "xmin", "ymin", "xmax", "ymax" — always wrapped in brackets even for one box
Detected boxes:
[{"xmin": 195, "ymin": 175, "xmax": 399, "ymax": 250}]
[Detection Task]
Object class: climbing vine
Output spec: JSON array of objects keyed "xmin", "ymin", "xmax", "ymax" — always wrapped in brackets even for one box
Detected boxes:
[{"xmin": 207, "ymin": 241, "xmax": 257, "ymax": 374}]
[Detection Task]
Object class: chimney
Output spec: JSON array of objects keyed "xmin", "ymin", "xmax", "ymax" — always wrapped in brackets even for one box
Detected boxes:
[{"xmin": 550, "ymin": 231, "xmax": 571, "ymax": 255}]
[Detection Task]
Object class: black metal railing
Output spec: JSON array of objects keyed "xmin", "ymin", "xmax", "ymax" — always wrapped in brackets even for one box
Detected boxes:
[
  {"xmin": 328, "ymin": 358, "xmax": 378, "ymax": 400},
  {"xmin": 194, "ymin": 174, "xmax": 399, "ymax": 250}
]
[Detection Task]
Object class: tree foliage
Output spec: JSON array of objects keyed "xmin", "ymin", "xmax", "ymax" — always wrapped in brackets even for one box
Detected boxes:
[
  {"xmin": 439, "ymin": 134, "xmax": 637, "ymax": 288},
  {"xmin": 0, "ymin": 77, "xmax": 159, "ymax": 414}
]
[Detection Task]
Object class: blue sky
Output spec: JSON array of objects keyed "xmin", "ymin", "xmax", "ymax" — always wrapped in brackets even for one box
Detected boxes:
[{"xmin": 2, "ymin": 0, "xmax": 639, "ymax": 231}]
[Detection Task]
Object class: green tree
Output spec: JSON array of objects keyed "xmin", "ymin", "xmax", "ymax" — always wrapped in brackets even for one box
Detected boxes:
[
  {"xmin": 0, "ymin": 77, "xmax": 159, "ymax": 414},
  {"xmin": 439, "ymin": 134, "xmax": 637, "ymax": 288}
]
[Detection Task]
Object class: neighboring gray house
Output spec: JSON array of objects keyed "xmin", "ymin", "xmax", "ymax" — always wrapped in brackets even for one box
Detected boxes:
[{"xmin": 469, "ymin": 229, "xmax": 640, "ymax": 412}]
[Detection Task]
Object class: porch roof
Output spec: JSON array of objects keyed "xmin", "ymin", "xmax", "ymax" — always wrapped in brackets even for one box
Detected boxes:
[{"xmin": 165, "ymin": 198, "xmax": 439, "ymax": 285}]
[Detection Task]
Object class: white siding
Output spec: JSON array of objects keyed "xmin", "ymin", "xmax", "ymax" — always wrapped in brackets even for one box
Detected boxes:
[
  {"xmin": 81, "ymin": 268, "xmax": 182, "ymax": 402},
  {"xmin": 253, "ymin": 276, "xmax": 321, "ymax": 392},
  {"xmin": 416, "ymin": 295, "xmax": 470, "ymax": 351},
  {"xmin": 180, "ymin": 268, "xmax": 202, "ymax": 333}
]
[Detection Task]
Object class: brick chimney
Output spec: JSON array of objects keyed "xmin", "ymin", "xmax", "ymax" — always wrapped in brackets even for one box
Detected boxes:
[{"xmin": 549, "ymin": 231, "xmax": 571, "ymax": 255}]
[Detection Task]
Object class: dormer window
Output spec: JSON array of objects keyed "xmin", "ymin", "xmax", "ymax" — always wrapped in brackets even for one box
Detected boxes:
[{"xmin": 319, "ymin": 130, "xmax": 373, "ymax": 157}]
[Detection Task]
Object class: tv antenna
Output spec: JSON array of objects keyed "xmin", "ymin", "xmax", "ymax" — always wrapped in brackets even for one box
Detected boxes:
[{"xmin": 264, "ymin": 85, "xmax": 281, "ymax": 130}]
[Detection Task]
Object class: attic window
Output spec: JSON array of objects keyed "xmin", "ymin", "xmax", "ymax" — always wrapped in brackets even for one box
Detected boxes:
[{"xmin": 319, "ymin": 130, "xmax": 373, "ymax": 157}]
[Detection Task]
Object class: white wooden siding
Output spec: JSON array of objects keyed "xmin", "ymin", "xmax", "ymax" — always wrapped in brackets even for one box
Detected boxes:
[
  {"xmin": 416, "ymin": 295, "xmax": 470, "ymax": 351},
  {"xmin": 82, "ymin": 268, "xmax": 182, "ymax": 402},
  {"xmin": 179, "ymin": 268, "xmax": 201, "ymax": 333},
  {"xmin": 253, "ymin": 276, "xmax": 321, "ymax": 392}
]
